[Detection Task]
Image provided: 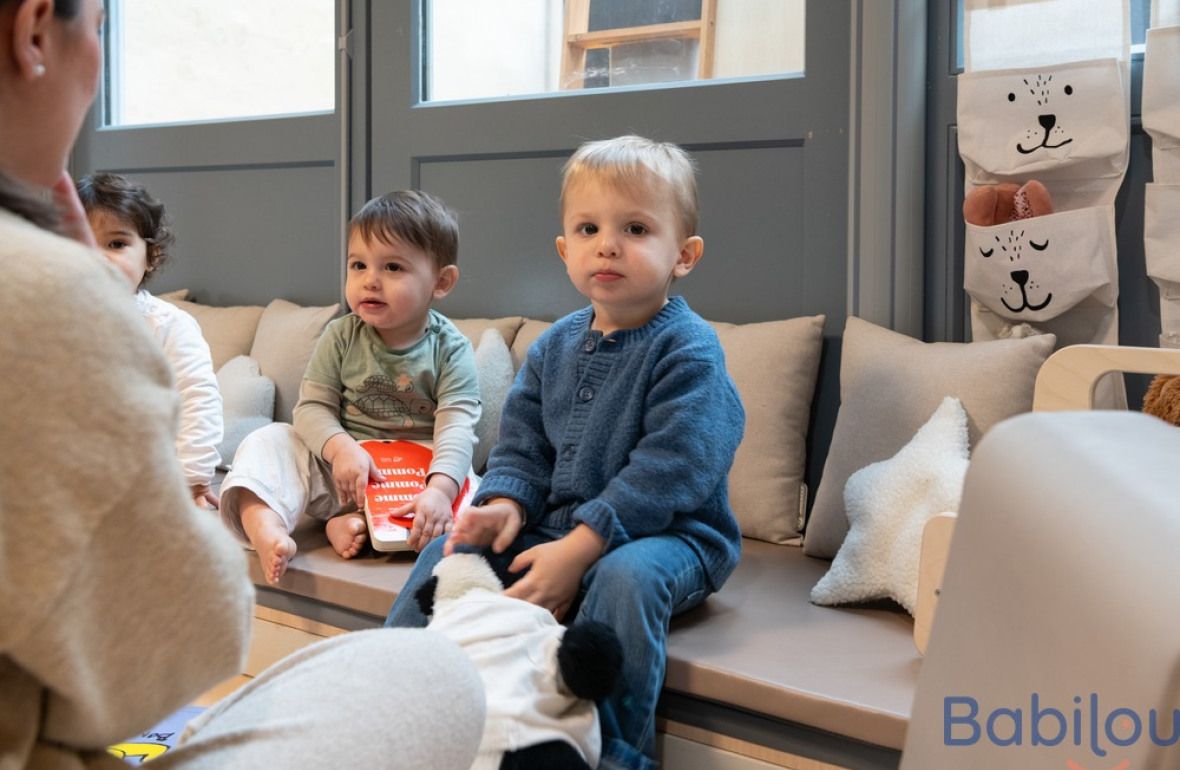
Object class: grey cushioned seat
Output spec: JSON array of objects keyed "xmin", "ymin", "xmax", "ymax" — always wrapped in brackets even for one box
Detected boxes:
[{"xmin": 251, "ymin": 526, "xmax": 919, "ymax": 752}]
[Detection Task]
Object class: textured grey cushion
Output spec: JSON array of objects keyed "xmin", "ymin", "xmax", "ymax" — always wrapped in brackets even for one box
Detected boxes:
[
  {"xmin": 803, "ymin": 317, "xmax": 1056, "ymax": 558},
  {"xmin": 472, "ymin": 328, "xmax": 515, "ymax": 474},
  {"xmin": 216, "ymin": 355, "xmax": 275, "ymax": 469}
]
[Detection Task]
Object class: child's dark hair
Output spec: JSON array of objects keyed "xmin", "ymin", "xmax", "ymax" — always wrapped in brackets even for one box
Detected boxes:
[
  {"xmin": 350, "ymin": 190, "xmax": 458, "ymax": 270},
  {"xmin": 76, "ymin": 173, "xmax": 175, "ymax": 286}
]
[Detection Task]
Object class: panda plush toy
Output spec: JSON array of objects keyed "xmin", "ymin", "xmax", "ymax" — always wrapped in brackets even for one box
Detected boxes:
[{"xmin": 414, "ymin": 552, "xmax": 623, "ymax": 770}]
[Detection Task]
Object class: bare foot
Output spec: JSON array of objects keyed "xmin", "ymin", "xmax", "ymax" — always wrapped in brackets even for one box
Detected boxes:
[
  {"xmin": 242, "ymin": 504, "xmax": 297, "ymax": 585},
  {"xmin": 326, "ymin": 512, "xmax": 368, "ymax": 559}
]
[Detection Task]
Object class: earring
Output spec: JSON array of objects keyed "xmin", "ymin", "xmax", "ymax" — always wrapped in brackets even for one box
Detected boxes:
[{"xmin": 32, "ymin": 64, "xmax": 46, "ymax": 78}]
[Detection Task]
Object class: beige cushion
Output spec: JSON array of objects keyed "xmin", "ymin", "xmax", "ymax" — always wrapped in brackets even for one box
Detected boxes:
[
  {"xmin": 160, "ymin": 296, "xmax": 265, "ymax": 371},
  {"xmin": 450, "ymin": 317, "xmax": 525, "ymax": 351},
  {"xmin": 248, "ymin": 299, "xmax": 340, "ymax": 423},
  {"xmin": 711, "ymin": 316, "xmax": 825, "ymax": 543},
  {"xmin": 157, "ymin": 288, "xmax": 190, "ymax": 301},
  {"xmin": 472, "ymin": 329, "xmax": 516, "ymax": 474},
  {"xmin": 803, "ymin": 317, "xmax": 1056, "ymax": 558},
  {"xmin": 510, "ymin": 319, "xmax": 554, "ymax": 371}
]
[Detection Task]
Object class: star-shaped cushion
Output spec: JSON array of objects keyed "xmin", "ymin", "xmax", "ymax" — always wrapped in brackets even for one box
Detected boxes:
[{"xmin": 811, "ymin": 396, "xmax": 969, "ymax": 615}]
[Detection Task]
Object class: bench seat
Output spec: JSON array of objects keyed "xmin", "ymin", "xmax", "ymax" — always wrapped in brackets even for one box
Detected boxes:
[{"xmin": 249, "ymin": 522, "xmax": 917, "ymax": 767}]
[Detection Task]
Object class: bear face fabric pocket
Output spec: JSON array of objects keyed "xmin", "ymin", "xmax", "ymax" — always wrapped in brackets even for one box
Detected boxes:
[
  {"xmin": 964, "ymin": 205, "xmax": 1117, "ymax": 324},
  {"xmin": 1143, "ymin": 26, "xmax": 1180, "ymax": 182},
  {"xmin": 958, "ymin": 59, "xmax": 1129, "ymax": 202}
]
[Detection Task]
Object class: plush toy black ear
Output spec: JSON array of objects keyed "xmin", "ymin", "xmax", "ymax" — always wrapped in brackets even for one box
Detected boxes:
[
  {"xmin": 414, "ymin": 576, "xmax": 439, "ymax": 619},
  {"xmin": 499, "ymin": 740, "xmax": 592, "ymax": 770},
  {"xmin": 557, "ymin": 620, "xmax": 623, "ymax": 701}
]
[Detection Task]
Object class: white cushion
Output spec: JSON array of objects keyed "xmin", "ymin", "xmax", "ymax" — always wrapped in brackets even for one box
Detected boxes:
[{"xmin": 811, "ymin": 397, "xmax": 969, "ymax": 615}]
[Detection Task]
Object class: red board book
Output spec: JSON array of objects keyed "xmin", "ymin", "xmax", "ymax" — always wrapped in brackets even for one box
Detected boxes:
[{"xmin": 360, "ymin": 440, "xmax": 472, "ymax": 552}]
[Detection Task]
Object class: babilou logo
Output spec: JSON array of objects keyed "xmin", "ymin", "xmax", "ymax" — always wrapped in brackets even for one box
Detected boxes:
[{"xmin": 944, "ymin": 693, "xmax": 1180, "ymax": 768}]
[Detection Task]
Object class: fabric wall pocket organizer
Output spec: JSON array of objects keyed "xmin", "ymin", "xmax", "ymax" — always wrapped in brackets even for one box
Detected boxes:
[
  {"xmin": 957, "ymin": 59, "xmax": 1129, "ymax": 210},
  {"xmin": 1143, "ymin": 19, "xmax": 1180, "ymax": 347},
  {"xmin": 960, "ymin": 0, "xmax": 1129, "ymax": 405},
  {"xmin": 964, "ymin": 206, "xmax": 1117, "ymax": 326}
]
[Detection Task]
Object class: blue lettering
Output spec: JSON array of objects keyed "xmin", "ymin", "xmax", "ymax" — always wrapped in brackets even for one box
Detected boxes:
[
  {"xmin": 1105, "ymin": 708, "xmax": 1141, "ymax": 748},
  {"xmin": 1089, "ymin": 693, "xmax": 1107, "ymax": 758},
  {"xmin": 986, "ymin": 707, "xmax": 1023, "ymax": 746},
  {"xmin": 1150, "ymin": 710, "xmax": 1180, "ymax": 747},
  {"xmin": 1031, "ymin": 693, "xmax": 1066, "ymax": 746},
  {"xmin": 944, "ymin": 697, "xmax": 981, "ymax": 746}
]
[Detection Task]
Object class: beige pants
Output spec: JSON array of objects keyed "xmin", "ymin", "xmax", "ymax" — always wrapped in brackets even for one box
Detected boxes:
[{"xmin": 219, "ymin": 423, "xmax": 345, "ymax": 540}]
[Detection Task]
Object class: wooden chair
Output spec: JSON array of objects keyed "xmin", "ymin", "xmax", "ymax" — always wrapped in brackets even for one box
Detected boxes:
[{"xmin": 913, "ymin": 344, "xmax": 1180, "ymax": 654}]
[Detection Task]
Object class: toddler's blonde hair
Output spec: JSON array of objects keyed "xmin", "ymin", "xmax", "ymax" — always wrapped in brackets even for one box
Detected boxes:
[{"xmin": 561, "ymin": 135, "xmax": 699, "ymax": 238}]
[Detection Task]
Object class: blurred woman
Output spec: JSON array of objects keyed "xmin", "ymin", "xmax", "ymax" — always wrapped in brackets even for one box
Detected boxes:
[{"xmin": 0, "ymin": 2, "xmax": 483, "ymax": 768}]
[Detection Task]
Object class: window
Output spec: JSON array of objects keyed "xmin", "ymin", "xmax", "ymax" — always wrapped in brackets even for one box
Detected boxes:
[
  {"xmin": 104, "ymin": 0, "xmax": 334, "ymax": 127},
  {"xmin": 424, "ymin": 0, "xmax": 804, "ymax": 103}
]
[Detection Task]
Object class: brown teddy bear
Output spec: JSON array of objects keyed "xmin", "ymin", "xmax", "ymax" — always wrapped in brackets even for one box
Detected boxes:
[
  {"xmin": 963, "ymin": 180, "xmax": 1053, "ymax": 226},
  {"xmin": 1143, "ymin": 374, "xmax": 1180, "ymax": 427}
]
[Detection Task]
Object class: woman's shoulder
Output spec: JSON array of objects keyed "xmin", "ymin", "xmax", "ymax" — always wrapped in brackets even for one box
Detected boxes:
[
  {"xmin": 1, "ymin": 211, "xmax": 142, "ymax": 334},
  {"xmin": 1, "ymin": 209, "xmax": 109, "ymax": 284}
]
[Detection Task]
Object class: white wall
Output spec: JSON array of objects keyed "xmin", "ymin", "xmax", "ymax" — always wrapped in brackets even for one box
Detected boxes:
[
  {"xmin": 714, "ymin": 0, "xmax": 806, "ymax": 78},
  {"xmin": 425, "ymin": 0, "xmax": 805, "ymax": 102},
  {"xmin": 115, "ymin": 0, "xmax": 334, "ymax": 126},
  {"xmin": 427, "ymin": 0, "xmax": 562, "ymax": 101}
]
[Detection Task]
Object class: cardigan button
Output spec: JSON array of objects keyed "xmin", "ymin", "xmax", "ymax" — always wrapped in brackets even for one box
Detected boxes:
[
  {"xmin": 563, "ymin": 445, "xmax": 576, "ymax": 459},
  {"xmin": 583, "ymin": 338, "xmax": 596, "ymax": 352},
  {"xmin": 578, "ymin": 386, "xmax": 594, "ymax": 401}
]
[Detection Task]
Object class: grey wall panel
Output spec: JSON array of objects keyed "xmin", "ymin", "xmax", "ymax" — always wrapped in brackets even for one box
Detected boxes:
[
  {"xmin": 419, "ymin": 154, "xmax": 583, "ymax": 321},
  {"xmin": 122, "ymin": 165, "xmax": 341, "ymax": 307},
  {"xmin": 421, "ymin": 144, "xmax": 822, "ymax": 325},
  {"xmin": 687, "ymin": 145, "xmax": 815, "ymax": 324}
]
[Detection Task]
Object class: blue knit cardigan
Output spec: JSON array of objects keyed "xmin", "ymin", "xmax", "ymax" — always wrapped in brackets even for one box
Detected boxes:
[{"xmin": 473, "ymin": 297, "xmax": 745, "ymax": 590}]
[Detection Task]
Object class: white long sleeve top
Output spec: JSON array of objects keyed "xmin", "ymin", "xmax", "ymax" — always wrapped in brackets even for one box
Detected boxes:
[{"xmin": 136, "ymin": 290, "xmax": 223, "ymax": 486}]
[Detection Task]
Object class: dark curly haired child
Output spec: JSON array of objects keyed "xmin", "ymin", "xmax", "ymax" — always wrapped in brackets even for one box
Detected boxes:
[{"xmin": 77, "ymin": 172, "xmax": 223, "ymax": 509}]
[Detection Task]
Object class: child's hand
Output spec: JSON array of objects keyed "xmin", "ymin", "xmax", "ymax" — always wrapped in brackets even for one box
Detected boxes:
[
  {"xmin": 400, "ymin": 486, "xmax": 454, "ymax": 552},
  {"xmin": 52, "ymin": 171, "xmax": 97, "ymax": 249},
  {"xmin": 444, "ymin": 498, "xmax": 523, "ymax": 556},
  {"xmin": 324, "ymin": 435, "xmax": 384, "ymax": 508},
  {"xmin": 503, "ymin": 526, "xmax": 604, "ymax": 620},
  {"xmin": 191, "ymin": 484, "xmax": 219, "ymax": 510}
]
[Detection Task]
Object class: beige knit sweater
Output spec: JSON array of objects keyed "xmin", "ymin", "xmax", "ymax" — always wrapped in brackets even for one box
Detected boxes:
[{"xmin": 0, "ymin": 210, "xmax": 254, "ymax": 770}]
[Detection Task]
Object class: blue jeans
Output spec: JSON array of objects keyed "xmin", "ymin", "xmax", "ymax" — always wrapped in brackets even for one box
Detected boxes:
[{"xmin": 385, "ymin": 528, "xmax": 710, "ymax": 770}]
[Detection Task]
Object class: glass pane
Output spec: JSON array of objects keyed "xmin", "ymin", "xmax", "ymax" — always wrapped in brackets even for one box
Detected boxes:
[
  {"xmin": 607, "ymin": 39, "xmax": 698, "ymax": 87},
  {"xmin": 106, "ymin": 0, "xmax": 334, "ymax": 127},
  {"xmin": 424, "ymin": 0, "xmax": 805, "ymax": 103}
]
